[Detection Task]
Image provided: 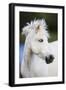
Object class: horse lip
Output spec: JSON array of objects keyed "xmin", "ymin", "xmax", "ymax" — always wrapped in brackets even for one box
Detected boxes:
[{"xmin": 45, "ymin": 60, "xmax": 53, "ymax": 64}]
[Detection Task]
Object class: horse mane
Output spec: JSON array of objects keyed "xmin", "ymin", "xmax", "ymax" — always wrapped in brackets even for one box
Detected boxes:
[{"xmin": 22, "ymin": 19, "xmax": 49, "ymax": 38}]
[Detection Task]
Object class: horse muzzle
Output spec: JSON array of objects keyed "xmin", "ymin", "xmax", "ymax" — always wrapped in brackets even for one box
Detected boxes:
[{"xmin": 45, "ymin": 55, "xmax": 54, "ymax": 64}]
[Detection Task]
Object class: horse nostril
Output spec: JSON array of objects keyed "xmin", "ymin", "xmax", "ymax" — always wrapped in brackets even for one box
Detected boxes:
[
  {"xmin": 45, "ymin": 56, "xmax": 50, "ymax": 64},
  {"xmin": 49, "ymin": 55, "xmax": 54, "ymax": 60}
]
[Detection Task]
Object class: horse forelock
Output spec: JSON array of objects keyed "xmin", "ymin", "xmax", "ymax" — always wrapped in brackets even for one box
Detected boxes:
[{"xmin": 22, "ymin": 19, "xmax": 48, "ymax": 37}]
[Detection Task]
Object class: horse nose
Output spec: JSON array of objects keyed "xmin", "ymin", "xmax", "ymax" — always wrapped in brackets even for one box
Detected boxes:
[{"xmin": 45, "ymin": 55, "xmax": 54, "ymax": 64}]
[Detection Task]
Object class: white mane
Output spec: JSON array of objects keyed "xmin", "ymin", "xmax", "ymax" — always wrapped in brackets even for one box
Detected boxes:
[{"xmin": 22, "ymin": 19, "xmax": 49, "ymax": 38}]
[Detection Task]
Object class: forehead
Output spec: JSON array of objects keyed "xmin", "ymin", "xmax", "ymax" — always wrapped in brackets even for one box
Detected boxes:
[{"xmin": 35, "ymin": 30, "xmax": 45, "ymax": 39}]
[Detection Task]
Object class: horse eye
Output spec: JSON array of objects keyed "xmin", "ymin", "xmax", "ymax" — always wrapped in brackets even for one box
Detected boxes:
[{"xmin": 38, "ymin": 39, "xmax": 43, "ymax": 42}]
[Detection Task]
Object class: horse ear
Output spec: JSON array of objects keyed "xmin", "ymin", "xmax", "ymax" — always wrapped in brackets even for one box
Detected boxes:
[
  {"xmin": 22, "ymin": 25, "xmax": 31, "ymax": 36},
  {"xmin": 35, "ymin": 25, "xmax": 40, "ymax": 33}
]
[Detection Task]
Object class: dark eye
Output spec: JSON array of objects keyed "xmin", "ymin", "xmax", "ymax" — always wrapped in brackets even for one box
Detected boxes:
[{"xmin": 38, "ymin": 39, "xmax": 43, "ymax": 42}]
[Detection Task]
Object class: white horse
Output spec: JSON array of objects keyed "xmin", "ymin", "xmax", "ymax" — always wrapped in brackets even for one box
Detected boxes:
[{"xmin": 21, "ymin": 19, "xmax": 58, "ymax": 77}]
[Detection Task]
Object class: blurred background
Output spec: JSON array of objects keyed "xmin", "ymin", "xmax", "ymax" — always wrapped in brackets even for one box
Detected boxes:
[{"xmin": 19, "ymin": 12, "xmax": 58, "ymax": 78}]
